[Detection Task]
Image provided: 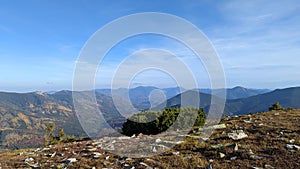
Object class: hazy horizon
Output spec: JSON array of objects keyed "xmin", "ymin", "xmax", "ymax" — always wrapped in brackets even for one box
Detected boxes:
[{"xmin": 1, "ymin": 84, "xmax": 297, "ymax": 94}]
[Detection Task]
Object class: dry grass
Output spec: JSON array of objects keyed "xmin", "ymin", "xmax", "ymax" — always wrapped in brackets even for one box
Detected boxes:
[{"xmin": 1, "ymin": 109, "xmax": 300, "ymax": 168}]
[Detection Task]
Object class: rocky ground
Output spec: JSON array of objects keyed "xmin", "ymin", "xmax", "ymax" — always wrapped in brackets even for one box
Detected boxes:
[{"xmin": 0, "ymin": 109, "xmax": 300, "ymax": 169}]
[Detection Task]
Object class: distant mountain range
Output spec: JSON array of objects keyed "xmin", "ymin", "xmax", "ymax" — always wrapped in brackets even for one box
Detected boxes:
[
  {"xmin": 95, "ymin": 86, "xmax": 270, "ymax": 110},
  {"xmin": 197, "ymin": 86, "xmax": 271, "ymax": 99},
  {"xmin": 0, "ymin": 90, "xmax": 127, "ymax": 148},
  {"xmin": 1, "ymin": 86, "xmax": 299, "ymax": 149},
  {"xmin": 159, "ymin": 86, "xmax": 300, "ymax": 116},
  {"xmin": 96, "ymin": 86, "xmax": 184, "ymax": 110}
]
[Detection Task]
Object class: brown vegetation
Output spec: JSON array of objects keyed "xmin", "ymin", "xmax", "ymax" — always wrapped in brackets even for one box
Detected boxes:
[{"xmin": 0, "ymin": 109, "xmax": 299, "ymax": 168}]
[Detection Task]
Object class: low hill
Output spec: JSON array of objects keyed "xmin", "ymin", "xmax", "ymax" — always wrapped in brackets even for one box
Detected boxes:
[
  {"xmin": 159, "ymin": 87, "xmax": 300, "ymax": 116},
  {"xmin": 1, "ymin": 109, "xmax": 299, "ymax": 168},
  {"xmin": 0, "ymin": 90, "xmax": 127, "ymax": 149},
  {"xmin": 198, "ymin": 86, "xmax": 271, "ymax": 99},
  {"xmin": 225, "ymin": 87, "xmax": 300, "ymax": 116}
]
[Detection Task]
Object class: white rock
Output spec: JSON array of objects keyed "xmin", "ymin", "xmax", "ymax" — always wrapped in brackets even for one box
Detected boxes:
[
  {"xmin": 228, "ymin": 130, "xmax": 248, "ymax": 140},
  {"xmin": 250, "ymin": 155, "xmax": 263, "ymax": 160},
  {"xmin": 205, "ymin": 123, "xmax": 226, "ymax": 130},
  {"xmin": 66, "ymin": 158, "xmax": 77, "ymax": 164},
  {"xmin": 29, "ymin": 164, "xmax": 40, "ymax": 168},
  {"xmin": 172, "ymin": 151, "xmax": 180, "ymax": 155},
  {"xmin": 24, "ymin": 157, "xmax": 34, "ymax": 163},
  {"xmin": 230, "ymin": 156, "xmax": 237, "ymax": 160},
  {"xmin": 265, "ymin": 164, "xmax": 275, "ymax": 169},
  {"xmin": 219, "ymin": 152, "xmax": 225, "ymax": 158},
  {"xmin": 289, "ymin": 139, "xmax": 295, "ymax": 143},
  {"xmin": 41, "ymin": 147, "xmax": 50, "ymax": 151},
  {"xmin": 286, "ymin": 144, "xmax": 300, "ymax": 150},
  {"xmin": 153, "ymin": 146, "xmax": 157, "ymax": 153},
  {"xmin": 118, "ymin": 136, "xmax": 130, "ymax": 140},
  {"xmin": 140, "ymin": 162, "xmax": 153, "ymax": 169},
  {"xmin": 155, "ymin": 138, "xmax": 161, "ymax": 143},
  {"xmin": 93, "ymin": 152, "xmax": 102, "ymax": 158}
]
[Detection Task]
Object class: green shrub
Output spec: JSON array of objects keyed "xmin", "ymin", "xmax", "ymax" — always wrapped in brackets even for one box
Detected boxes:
[
  {"xmin": 269, "ymin": 101, "xmax": 284, "ymax": 111},
  {"xmin": 122, "ymin": 107, "xmax": 206, "ymax": 136}
]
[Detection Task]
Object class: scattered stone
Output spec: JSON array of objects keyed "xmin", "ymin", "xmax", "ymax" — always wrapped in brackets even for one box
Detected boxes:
[
  {"xmin": 103, "ymin": 161, "xmax": 112, "ymax": 166},
  {"xmin": 154, "ymin": 144, "xmax": 168, "ymax": 150},
  {"xmin": 93, "ymin": 152, "xmax": 102, "ymax": 158},
  {"xmin": 286, "ymin": 144, "xmax": 300, "ymax": 150},
  {"xmin": 155, "ymin": 138, "xmax": 161, "ymax": 143},
  {"xmin": 219, "ymin": 152, "xmax": 225, "ymax": 158},
  {"xmin": 29, "ymin": 163, "xmax": 40, "ymax": 168},
  {"xmin": 24, "ymin": 157, "xmax": 34, "ymax": 164},
  {"xmin": 139, "ymin": 162, "xmax": 153, "ymax": 169},
  {"xmin": 41, "ymin": 147, "xmax": 50, "ymax": 151},
  {"xmin": 131, "ymin": 134, "xmax": 136, "ymax": 138},
  {"xmin": 205, "ymin": 123, "xmax": 226, "ymax": 130},
  {"xmin": 126, "ymin": 157, "xmax": 133, "ymax": 161},
  {"xmin": 46, "ymin": 152, "xmax": 56, "ymax": 158},
  {"xmin": 118, "ymin": 136, "xmax": 130, "ymax": 140},
  {"xmin": 233, "ymin": 144, "xmax": 238, "ymax": 151},
  {"xmin": 146, "ymin": 158, "xmax": 158, "ymax": 164},
  {"xmin": 66, "ymin": 158, "xmax": 77, "ymax": 164},
  {"xmin": 248, "ymin": 149, "xmax": 254, "ymax": 155},
  {"xmin": 265, "ymin": 164, "xmax": 275, "ymax": 169},
  {"xmin": 161, "ymin": 140, "xmax": 183, "ymax": 146},
  {"xmin": 228, "ymin": 130, "xmax": 248, "ymax": 140},
  {"xmin": 172, "ymin": 151, "xmax": 180, "ymax": 155},
  {"xmin": 230, "ymin": 156, "xmax": 237, "ymax": 160},
  {"xmin": 200, "ymin": 137, "xmax": 209, "ymax": 141},
  {"xmin": 243, "ymin": 119, "xmax": 252, "ymax": 123},
  {"xmin": 186, "ymin": 135, "xmax": 201, "ymax": 139},
  {"xmin": 289, "ymin": 139, "xmax": 295, "ymax": 143},
  {"xmin": 137, "ymin": 133, "xmax": 144, "ymax": 138},
  {"xmin": 124, "ymin": 163, "xmax": 131, "ymax": 168},
  {"xmin": 209, "ymin": 159, "xmax": 214, "ymax": 163},
  {"xmin": 210, "ymin": 144, "xmax": 226, "ymax": 149},
  {"xmin": 251, "ymin": 167, "xmax": 263, "ymax": 169},
  {"xmin": 86, "ymin": 147, "xmax": 97, "ymax": 152},
  {"xmin": 106, "ymin": 156, "xmax": 110, "ymax": 160},
  {"xmin": 152, "ymin": 146, "xmax": 157, "ymax": 153},
  {"xmin": 282, "ymin": 130, "xmax": 293, "ymax": 133}
]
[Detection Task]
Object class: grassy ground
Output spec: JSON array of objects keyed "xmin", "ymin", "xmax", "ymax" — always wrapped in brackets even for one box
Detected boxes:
[{"xmin": 0, "ymin": 109, "xmax": 300, "ymax": 168}]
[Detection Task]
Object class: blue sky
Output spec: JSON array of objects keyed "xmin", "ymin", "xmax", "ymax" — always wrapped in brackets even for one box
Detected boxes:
[{"xmin": 0, "ymin": 0, "xmax": 300, "ymax": 92}]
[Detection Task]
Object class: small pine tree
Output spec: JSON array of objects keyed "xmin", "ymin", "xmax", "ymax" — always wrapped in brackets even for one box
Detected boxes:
[
  {"xmin": 58, "ymin": 128, "xmax": 66, "ymax": 141},
  {"xmin": 44, "ymin": 124, "xmax": 55, "ymax": 146},
  {"xmin": 269, "ymin": 101, "xmax": 284, "ymax": 111}
]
